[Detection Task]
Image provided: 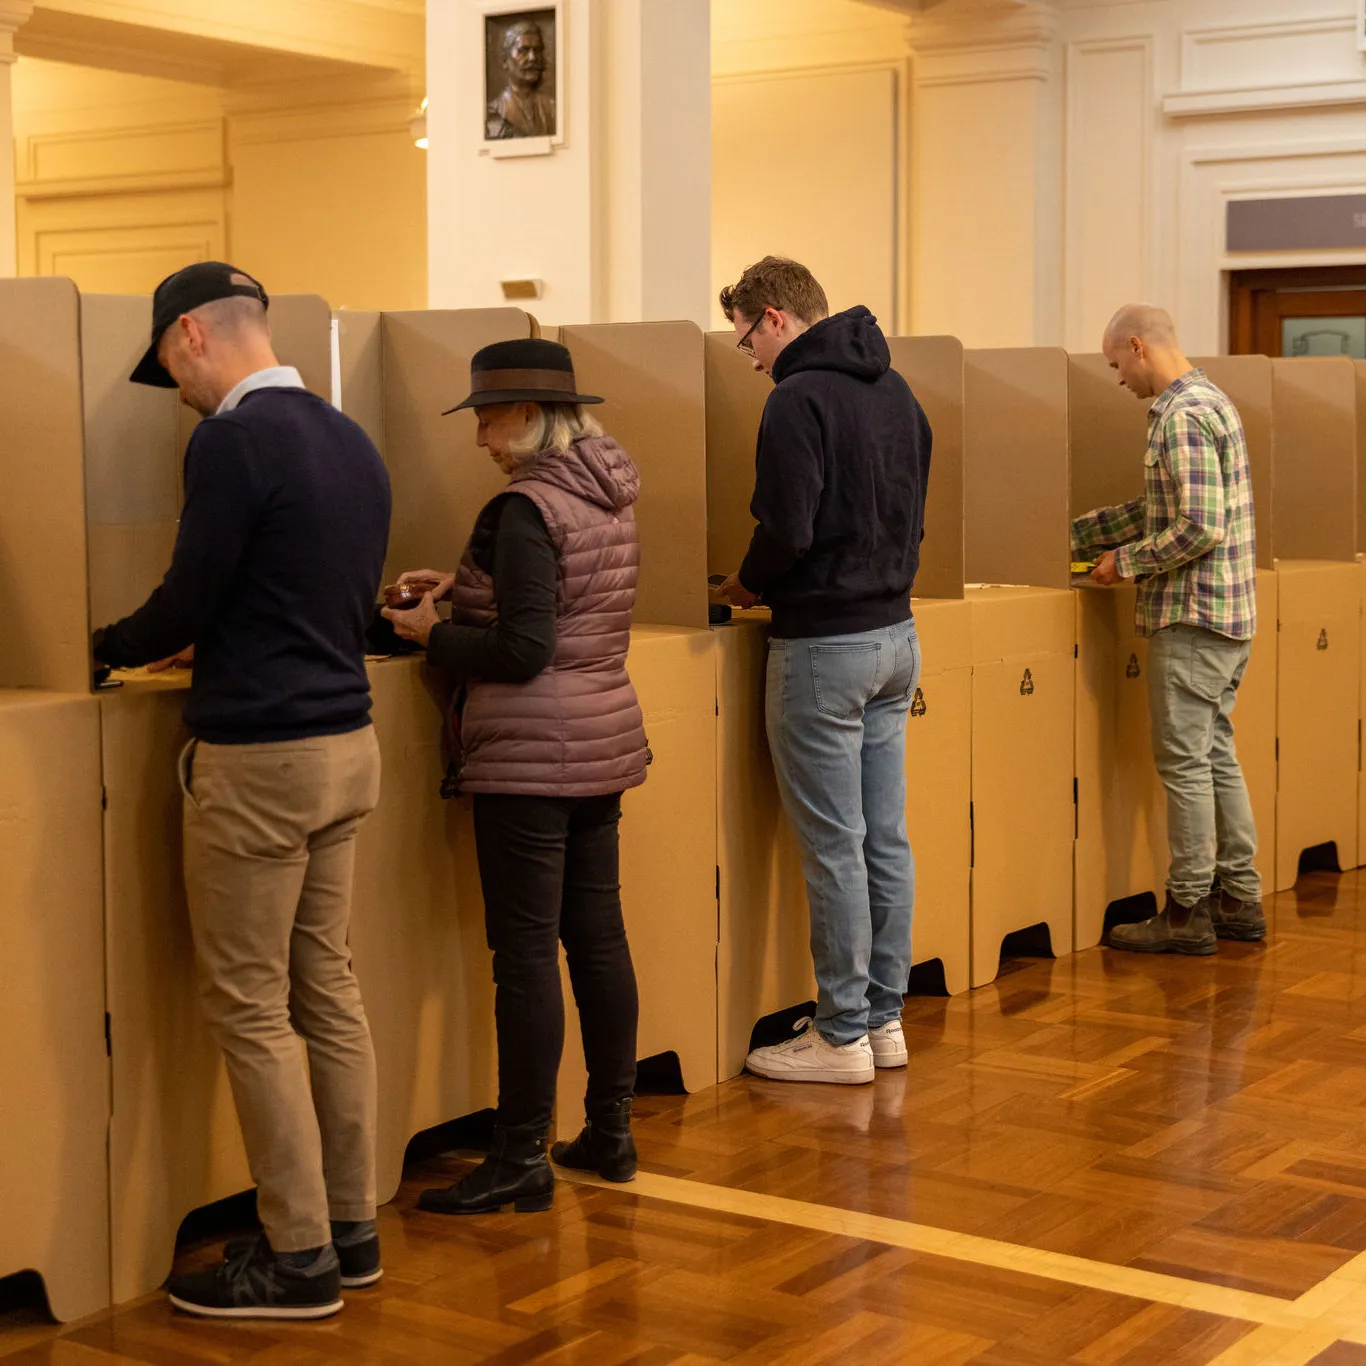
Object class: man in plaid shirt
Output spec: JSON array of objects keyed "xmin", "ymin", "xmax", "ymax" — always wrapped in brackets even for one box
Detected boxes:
[{"xmin": 1073, "ymin": 304, "xmax": 1263, "ymax": 955}]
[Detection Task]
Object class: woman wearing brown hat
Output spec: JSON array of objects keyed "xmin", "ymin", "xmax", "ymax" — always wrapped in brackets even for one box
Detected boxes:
[{"xmin": 384, "ymin": 338, "xmax": 648, "ymax": 1213}]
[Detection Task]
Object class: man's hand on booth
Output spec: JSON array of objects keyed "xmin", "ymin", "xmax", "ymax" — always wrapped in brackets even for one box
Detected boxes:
[
  {"xmin": 1089, "ymin": 550, "xmax": 1128, "ymax": 587},
  {"xmin": 146, "ymin": 645, "xmax": 196, "ymax": 673},
  {"xmin": 718, "ymin": 573, "xmax": 761, "ymax": 609}
]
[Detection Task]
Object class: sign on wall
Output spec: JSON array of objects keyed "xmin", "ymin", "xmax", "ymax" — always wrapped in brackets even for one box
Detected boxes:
[{"xmin": 1228, "ymin": 194, "xmax": 1366, "ymax": 252}]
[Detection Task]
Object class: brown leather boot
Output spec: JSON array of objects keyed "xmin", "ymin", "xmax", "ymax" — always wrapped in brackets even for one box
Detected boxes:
[
  {"xmin": 1108, "ymin": 893, "xmax": 1217, "ymax": 956},
  {"xmin": 1210, "ymin": 891, "xmax": 1266, "ymax": 942}
]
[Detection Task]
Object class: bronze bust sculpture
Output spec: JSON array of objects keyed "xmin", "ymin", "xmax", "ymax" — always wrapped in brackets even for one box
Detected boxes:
[{"xmin": 487, "ymin": 18, "xmax": 556, "ymax": 140}]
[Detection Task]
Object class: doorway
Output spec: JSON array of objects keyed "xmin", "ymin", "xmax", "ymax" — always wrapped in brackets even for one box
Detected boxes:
[{"xmin": 1229, "ymin": 266, "xmax": 1366, "ymax": 358}]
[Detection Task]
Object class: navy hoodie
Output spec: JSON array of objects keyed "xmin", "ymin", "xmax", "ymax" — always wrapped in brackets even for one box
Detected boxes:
[{"xmin": 738, "ymin": 305, "xmax": 932, "ymax": 639}]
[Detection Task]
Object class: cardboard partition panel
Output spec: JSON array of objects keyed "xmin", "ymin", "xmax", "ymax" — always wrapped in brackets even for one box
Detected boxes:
[
  {"xmin": 705, "ymin": 332, "xmax": 966, "ymax": 600},
  {"xmin": 1360, "ymin": 561, "xmax": 1366, "ymax": 871},
  {"xmin": 334, "ymin": 309, "xmax": 385, "ymax": 453},
  {"xmin": 375, "ymin": 309, "xmax": 536, "ymax": 585},
  {"xmin": 968, "ymin": 586, "xmax": 1076, "ymax": 987},
  {"xmin": 1276, "ymin": 561, "xmax": 1360, "ymax": 890},
  {"xmin": 904, "ymin": 597, "xmax": 972, "ymax": 995},
  {"xmin": 351, "ymin": 660, "xmax": 496, "ymax": 1203},
  {"xmin": 557, "ymin": 627, "xmax": 719, "ymax": 1129},
  {"xmin": 887, "ymin": 336, "xmax": 966, "ymax": 600},
  {"xmin": 1241, "ymin": 569, "xmax": 1279, "ymax": 894},
  {"xmin": 1073, "ymin": 585, "xmax": 1167, "ymax": 951},
  {"xmin": 715, "ymin": 613, "xmax": 813, "ymax": 1081},
  {"xmin": 965, "ymin": 349, "xmax": 1070, "ymax": 589},
  {"xmin": 0, "ymin": 693, "xmax": 110, "ymax": 1322},
  {"xmin": 100, "ymin": 674, "xmax": 252, "ymax": 1303},
  {"xmin": 1272, "ymin": 357, "xmax": 1357, "ymax": 562},
  {"xmin": 558, "ymin": 324, "xmax": 708, "ymax": 629},
  {"xmin": 1358, "ymin": 361, "xmax": 1366, "ymax": 554},
  {"xmin": 0, "ymin": 277, "xmax": 91, "ymax": 691}
]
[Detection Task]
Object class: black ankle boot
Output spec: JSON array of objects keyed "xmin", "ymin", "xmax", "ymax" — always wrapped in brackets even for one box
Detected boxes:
[
  {"xmin": 417, "ymin": 1121, "xmax": 554, "ymax": 1215},
  {"xmin": 551, "ymin": 1097, "xmax": 637, "ymax": 1183}
]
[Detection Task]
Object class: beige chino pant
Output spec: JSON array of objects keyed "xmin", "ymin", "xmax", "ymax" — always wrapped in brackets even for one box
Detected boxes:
[{"xmin": 178, "ymin": 725, "xmax": 381, "ymax": 1252}]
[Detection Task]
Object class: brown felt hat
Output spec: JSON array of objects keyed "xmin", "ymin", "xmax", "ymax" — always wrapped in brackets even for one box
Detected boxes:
[{"xmin": 443, "ymin": 338, "xmax": 603, "ymax": 413}]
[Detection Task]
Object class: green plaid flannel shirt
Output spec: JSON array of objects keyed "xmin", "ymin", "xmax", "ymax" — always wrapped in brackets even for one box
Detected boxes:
[{"xmin": 1071, "ymin": 369, "xmax": 1257, "ymax": 641}]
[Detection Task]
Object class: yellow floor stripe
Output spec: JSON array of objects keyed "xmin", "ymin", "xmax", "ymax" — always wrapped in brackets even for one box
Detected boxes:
[{"xmin": 557, "ymin": 1168, "xmax": 1366, "ymax": 1362}]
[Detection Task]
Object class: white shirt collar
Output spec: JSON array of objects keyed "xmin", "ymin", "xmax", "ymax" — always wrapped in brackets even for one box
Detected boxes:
[{"xmin": 215, "ymin": 365, "xmax": 305, "ymax": 415}]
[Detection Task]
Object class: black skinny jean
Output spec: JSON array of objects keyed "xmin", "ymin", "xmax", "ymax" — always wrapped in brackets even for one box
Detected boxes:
[{"xmin": 472, "ymin": 791, "xmax": 639, "ymax": 1130}]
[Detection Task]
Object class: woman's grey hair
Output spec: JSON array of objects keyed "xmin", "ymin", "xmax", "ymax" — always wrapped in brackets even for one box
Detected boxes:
[{"xmin": 505, "ymin": 402, "xmax": 604, "ymax": 461}]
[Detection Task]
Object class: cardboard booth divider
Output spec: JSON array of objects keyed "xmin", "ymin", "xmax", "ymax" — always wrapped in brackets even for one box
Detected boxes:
[
  {"xmin": 1241, "ymin": 570, "xmax": 1280, "ymax": 896},
  {"xmin": 904, "ymin": 598, "xmax": 973, "ymax": 995},
  {"xmin": 964, "ymin": 348, "xmax": 1071, "ymax": 590},
  {"xmin": 1358, "ymin": 360, "xmax": 1366, "ymax": 553},
  {"xmin": 370, "ymin": 308, "xmax": 537, "ymax": 587},
  {"xmin": 705, "ymin": 331, "xmax": 966, "ymax": 600},
  {"xmin": 0, "ymin": 278, "xmax": 91, "ymax": 692},
  {"xmin": 0, "ymin": 693, "xmax": 110, "ymax": 1322},
  {"xmin": 1272, "ymin": 357, "xmax": 1357, "ymax": 564},
  {"xmin": 334, "ymin": 309, "xmax": 385, "ymax": 452},
  {"xmin": 1276, "ymin": 561, "xmax": 1360, "ymax": 889},
  {"xmin": 967, "ymin": 586, "xmax": 1076, "ymax": 986},
  {"xmin": 886, "ymin": 336, "xmax": 966, "ymax": 600},
  {"xmin": 560, "ymin": 323, "xmax": 708, "ymax": 629},
  {"xmin": 557, "ymin": 626, "xmax": 719, "ymax": 1128}
]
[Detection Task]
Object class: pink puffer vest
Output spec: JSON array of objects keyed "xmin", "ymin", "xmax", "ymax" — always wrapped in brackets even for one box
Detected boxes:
[{"xmin": 450, "ymin": 434, "xmax": 649, "ymax": 797}]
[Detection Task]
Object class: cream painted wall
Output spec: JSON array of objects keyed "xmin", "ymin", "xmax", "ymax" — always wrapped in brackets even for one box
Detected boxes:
[
  {"xmin": 10, "ymin": 54, "xmax": 426, "ymax": 307},
  {"xmin": 710, "ymin": 0, "xmax": 910, "ymax": 332}
]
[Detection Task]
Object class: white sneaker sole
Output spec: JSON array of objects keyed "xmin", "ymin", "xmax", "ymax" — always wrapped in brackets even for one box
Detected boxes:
[
  {"xmin": 168, "ymin": 1295, "xmax": 344, "ymax": 1320},
  {"xmin": 745, "ymin": 1058, "xmax": 875, "ymax": 1085},
  {"xmin": 872, "ymin": 1050, "xmax": 908, "ymax": 1069},
  {"xmin": 340, "ymin": 1268, "xmax": 383, "ymax": 1289}
]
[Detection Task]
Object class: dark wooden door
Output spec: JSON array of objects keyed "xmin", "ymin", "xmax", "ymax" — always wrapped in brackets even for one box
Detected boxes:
[{"xmin": 1229, "ymin": 266, "xmax": 1366, "ymax": 357}]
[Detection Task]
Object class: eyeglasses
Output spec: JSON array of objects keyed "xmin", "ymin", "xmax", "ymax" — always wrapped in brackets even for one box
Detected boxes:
[{"xmin": 736, "ymin": 311, "xmax": 768, "ymax": 358}]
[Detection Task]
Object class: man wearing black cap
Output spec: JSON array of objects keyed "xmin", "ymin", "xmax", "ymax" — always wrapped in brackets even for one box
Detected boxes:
[{"xmin": 92, "ymin": 263, "xmax": 391, "ymax": 1320}]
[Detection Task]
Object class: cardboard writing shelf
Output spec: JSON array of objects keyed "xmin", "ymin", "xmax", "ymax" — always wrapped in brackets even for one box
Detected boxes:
[
  {"xmin": 371, "ymin": 309, "xmax": 535, "ymax": 586},
  {"xmin": 715, "ymin": 612, "xmax": 813, "ymax": 1080},
  {"xmin": 560, "ymin": 323, "xmax": 708, "ymax": 628},
  {"xmin": 0, "ymin": 693, "xmax": 109, "ymax": 1322},
  {"xmin": 968, "ymin": 586, "xmax": 1076, "ymax": 987},
  {"xmin": 0, "ymin": 278, "xmax": 90, "ymax": 691},
  {"xmin": 705, "ymin": 332, "xmax": 966, "ymax": 601},
  {"xmin": 1276, "ymin": 561, "xmax": 1360, "ymax": 890},
  {"xmin": 557, "ymin": 626, "xmax": 719, "ymax": 1130},
  {"xmin": 965, "ymin": 348, "xmax": 1070, "ymax": 589},
  {"xmin": 904, "ymin": 598, "xmax": 972, "ymax": 995}
]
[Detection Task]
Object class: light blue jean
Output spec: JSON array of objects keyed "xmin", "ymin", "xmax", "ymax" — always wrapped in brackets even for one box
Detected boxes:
[
  {"xmin": 765, "ymin": 620, "xmax": 921, "ymax": 1046},
  {"xmin": 1147, "ymin": 623, "xmax": 1261, "ymax": 908}
]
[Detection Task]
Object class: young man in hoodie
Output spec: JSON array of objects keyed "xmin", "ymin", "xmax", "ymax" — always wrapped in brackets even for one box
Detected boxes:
[{"xmin": 718, "ymin": 257, "xmax": 933, "ymax": 1085}]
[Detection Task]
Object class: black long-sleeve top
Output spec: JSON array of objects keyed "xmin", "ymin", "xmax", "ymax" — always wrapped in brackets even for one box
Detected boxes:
[{"xmin": 426, "ymin": 493, "xmax": 557, "ymax": 682}]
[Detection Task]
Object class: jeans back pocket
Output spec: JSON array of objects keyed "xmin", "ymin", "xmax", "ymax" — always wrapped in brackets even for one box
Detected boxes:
[{"xmin": 809, "ymin": 642, "xmax": 881, "ymax": 719}]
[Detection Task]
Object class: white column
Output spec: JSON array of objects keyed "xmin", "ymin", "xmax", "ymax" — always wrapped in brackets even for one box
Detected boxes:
[
  {"xmin": 426, "ymin": 0, "xmax": 710, "ymax": 327},
  {"xmin": 0, "ymin": 2, "xmax": 33, "ymax": 277}
]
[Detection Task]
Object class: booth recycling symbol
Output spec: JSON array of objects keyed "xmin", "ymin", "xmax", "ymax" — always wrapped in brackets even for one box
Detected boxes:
[
  {"xmin": 1126, "ymin": 654, "xmax": 1141, "ymax": 679},
  {"xmin": 1318, "ymin": 629, "xmax": 1329, "ymax": 651},
  {"xmin": 910, "ymin": 687, "xmax": 928, "ymax": 718},
  {"xmin": 1020, "ymin": 669, "xmax": 1035, "ymax": 696}
]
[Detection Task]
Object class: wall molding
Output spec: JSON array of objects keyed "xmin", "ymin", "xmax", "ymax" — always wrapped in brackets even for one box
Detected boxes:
[
  {"xmin": 911, "ymin": 4, "xmax": 1059, "ymax": 87},
  {"xmin": 1164, "ymin": 80, "xmax": 1366, "ymax": 119}
]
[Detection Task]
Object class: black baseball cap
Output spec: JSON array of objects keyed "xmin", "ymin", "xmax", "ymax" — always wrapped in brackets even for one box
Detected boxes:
[{"xmin": 130, "ymin": 261, "xmax": 270, "ymax": 388}]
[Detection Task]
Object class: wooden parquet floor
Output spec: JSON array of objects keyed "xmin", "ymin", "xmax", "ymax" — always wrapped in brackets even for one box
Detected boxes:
[{"xmin": 11, "ymin": 870, "xmax": 1366, "ymax": 1364}]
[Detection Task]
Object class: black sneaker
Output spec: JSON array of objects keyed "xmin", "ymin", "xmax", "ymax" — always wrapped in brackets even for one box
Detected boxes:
[
  {"xmin": 167, "ymin": 1237, "xmax": 343, "ymax": 1320},
  {"xmin": 223, "ymin": 1220, "xmax": 382, "ymax": 1290}
]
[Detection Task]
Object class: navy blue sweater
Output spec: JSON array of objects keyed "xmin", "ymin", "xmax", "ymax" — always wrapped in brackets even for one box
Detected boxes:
[
  {"xmin": 738, "ymin": 306, "xmax": 932, "ymax": 639},
  {"xmin": 94, "ymin": 387, "xmax": 391, "ymax": 743}
]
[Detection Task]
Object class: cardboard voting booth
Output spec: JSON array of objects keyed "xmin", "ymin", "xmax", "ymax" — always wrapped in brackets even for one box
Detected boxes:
[
  {"xmin": 1272, "ymin": 357, "xmax": 1360, "ymax": 889},
  {"xmin": 1069, "ymin": 354, "xmax": 1277, "ymax": 947},
  {"xmin": 0, "ymin": 693, "xmax": 109, "ymax": 1323},
  {"xmin": 0, "ymin": 278, "xmax": 91, "ymax": 692},
  {"xmin": 558, "ymin": 626, "xmax": 719, "ymax": 1127},
  {"xmin": 962, "ymin": 348, "xmax": 1075, "ymax": 986}
]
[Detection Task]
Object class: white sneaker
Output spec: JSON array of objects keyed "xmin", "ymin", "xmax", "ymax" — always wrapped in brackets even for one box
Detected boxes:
[
  {"xmin": 868, "ymin": 1018, "xmax": 908, "ymax": 1069},
  {"xmin": 745, "ymin": 1017, "xmax": 874, "ymax": 1085}
]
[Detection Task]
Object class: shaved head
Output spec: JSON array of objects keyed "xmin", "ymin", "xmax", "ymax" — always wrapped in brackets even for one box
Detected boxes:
[
  {"xmin": 1104, "ymin": 304, "xmax": 1178, "ymax": 351},
  {"xmin": 189, "ymin": 295, "xmax": 269, "ymax": 339}
]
